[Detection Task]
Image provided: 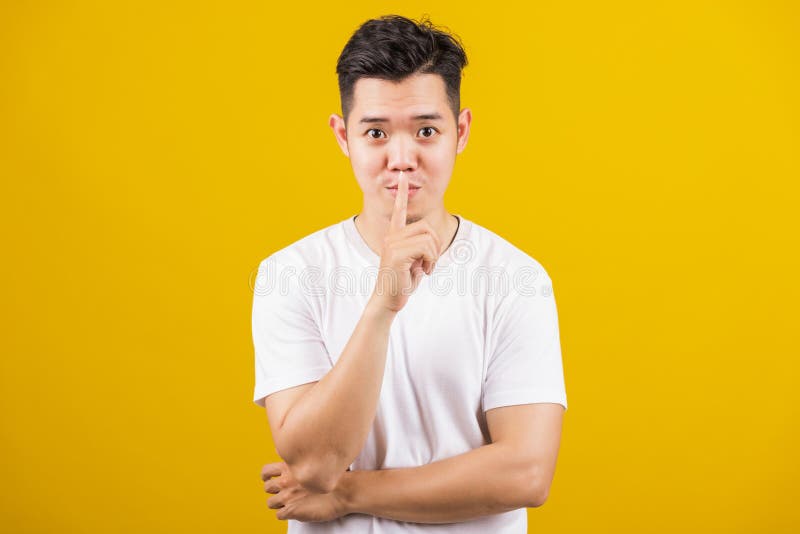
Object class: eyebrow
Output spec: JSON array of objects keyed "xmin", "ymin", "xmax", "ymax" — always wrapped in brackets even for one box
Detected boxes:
[{"xmin": 359, "ymin": 113, "xmax": 444, "ymax": 124}]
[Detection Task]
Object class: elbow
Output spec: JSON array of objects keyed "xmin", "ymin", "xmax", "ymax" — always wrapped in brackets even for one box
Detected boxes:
[
  {"xmin": 522, "ymin": 465, "xmax": 551, "ymax": 508},
  {"xmin": 527, "ymin": 483, "xmax": 549, "ymax": 508}
]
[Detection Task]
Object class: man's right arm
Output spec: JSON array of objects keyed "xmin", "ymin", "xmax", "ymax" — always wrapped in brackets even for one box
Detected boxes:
[
  {"xmin": 264, "ymin": 297, "xmax": 395, "ymax": 493},
  {"xmin": 264, "ymin": 172, "xmax": 441, "ymax": 494}
]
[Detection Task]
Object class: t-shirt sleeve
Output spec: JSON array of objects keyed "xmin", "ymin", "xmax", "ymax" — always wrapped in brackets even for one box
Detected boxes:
[
  {"xmin": 483, "ymin": 269, "xmax": 568, "ymax": 412},
  {"xmin": 251, "ymin": 258, "xmax": 332, "ymax": 408}
]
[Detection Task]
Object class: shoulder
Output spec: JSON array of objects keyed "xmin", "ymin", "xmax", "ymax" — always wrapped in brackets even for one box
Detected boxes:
[
  {"xmin": 464, "ymin": 217, "xmax": 553, "ymax": 283},
  {"xmin": 257, "ymin": 218, "xmax": 347, "ymax": 272}
]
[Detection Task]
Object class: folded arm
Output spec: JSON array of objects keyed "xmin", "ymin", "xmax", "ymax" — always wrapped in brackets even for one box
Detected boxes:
[
  {"xmin": 335, "ymin": 402, "xmax": 565, "ymax": 523},
  {"xmin": 263, "ymin": 403, "xmax": 565, "ymax": 523}
]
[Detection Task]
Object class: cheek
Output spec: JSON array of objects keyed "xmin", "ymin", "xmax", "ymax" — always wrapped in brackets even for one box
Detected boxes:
[
  {"xmin": 349, "ymin": 145, "xmax": 378, "ymax": 169},
  {"xmin": 427, "ymin": 147, "xmax": 455, "ymax": 176},
  {"xmin": 348, "ymin": 147, "xmax": 383, "ymax": 190}
]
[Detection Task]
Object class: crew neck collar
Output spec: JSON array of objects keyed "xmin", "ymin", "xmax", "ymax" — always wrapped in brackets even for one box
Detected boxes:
[{"xmin": 343, "ymin": 213, "xmax": 472, "ymax": 268}]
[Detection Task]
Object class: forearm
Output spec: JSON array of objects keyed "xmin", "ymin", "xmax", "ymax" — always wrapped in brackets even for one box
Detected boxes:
[
  {"xmin": 278, "ymin": 296, "xmax": 396, "ymax": 490},
  {"xmin": 335, "ymin": 442, "xmax": 542, "ymax": 524}
]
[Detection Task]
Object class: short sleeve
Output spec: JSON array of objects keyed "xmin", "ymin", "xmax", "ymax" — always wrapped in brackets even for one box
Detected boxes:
[
  {"xmin": 252, "ymin": 258, "xmax": 332, "ymax": 408},
  {"xmin": 483, "ymin": 270, "xmax": 568, "ymax": 412}
]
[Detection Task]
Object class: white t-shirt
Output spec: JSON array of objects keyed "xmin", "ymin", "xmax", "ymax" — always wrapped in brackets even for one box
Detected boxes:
[{"xmin": 252, "ymin": 214, "xmax": 568, "ymax": 533}]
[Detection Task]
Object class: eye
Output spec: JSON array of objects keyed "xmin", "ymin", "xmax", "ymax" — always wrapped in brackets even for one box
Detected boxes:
[
  {"xmin": 418, "ymin": 126, "xmax": 437, "ymax": 138},
  {"xmin": 366, "ymin": 128, "xmax": 386, "ymax": 139}
]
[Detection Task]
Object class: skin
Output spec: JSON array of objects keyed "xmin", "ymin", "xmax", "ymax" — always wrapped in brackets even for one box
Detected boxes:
[
  {"xmin": 329, "ymin": 73, "xmax": 471, "ymax": 259},
  {"xmin": 259, "ymin": 71, "xmax": 565, "ymax": 523}
]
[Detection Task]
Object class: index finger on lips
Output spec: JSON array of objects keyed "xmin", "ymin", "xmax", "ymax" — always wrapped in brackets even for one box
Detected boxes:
[{"xmin": 389, "ymin": 171, "xmax": 408, "ymax": 232}]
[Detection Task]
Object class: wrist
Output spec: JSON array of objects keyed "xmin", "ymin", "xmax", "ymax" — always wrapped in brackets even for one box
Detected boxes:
[{"xmin": 365, "ymin": 294, "xmax": 399, "ymax": 323}]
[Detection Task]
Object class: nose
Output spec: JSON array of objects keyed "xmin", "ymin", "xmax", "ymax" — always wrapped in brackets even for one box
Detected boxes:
[{"xmin": 385, "ymin": 134, "xmax": 417, "ymax": 173}]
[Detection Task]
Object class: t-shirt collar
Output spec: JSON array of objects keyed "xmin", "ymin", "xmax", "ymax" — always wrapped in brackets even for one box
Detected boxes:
[{"xmin": 342, "ymin": 213, "xmax": 472, "ymax": 269}]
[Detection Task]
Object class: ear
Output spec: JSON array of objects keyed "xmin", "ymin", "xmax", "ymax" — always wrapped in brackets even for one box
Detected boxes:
[
  {"xmin": 455, "ymin": 108, "xmax": 472, "ymax": 154},
  {"xmin": 329, "ymin": 113, "xmax": 349, "ymax": 157}
]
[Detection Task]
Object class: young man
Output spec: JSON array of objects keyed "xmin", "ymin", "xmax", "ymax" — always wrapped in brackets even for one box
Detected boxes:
[{"xmin": 253, "ymin": 14, "xmax": 568, "ymax": 533}]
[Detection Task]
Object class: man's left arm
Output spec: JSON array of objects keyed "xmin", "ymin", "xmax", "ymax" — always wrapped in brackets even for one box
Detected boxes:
[{"xmin": 264, "ymin": 402, "xmax": 564, "ymax": 523}]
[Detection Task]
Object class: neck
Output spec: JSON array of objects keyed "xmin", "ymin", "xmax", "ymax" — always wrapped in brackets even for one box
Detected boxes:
[{"xmin": 354, "ymin": 204, "xmax": 459, "ymax": 258}]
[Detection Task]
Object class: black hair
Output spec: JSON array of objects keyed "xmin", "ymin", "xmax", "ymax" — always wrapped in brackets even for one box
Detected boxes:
[{"xmin": 335, "ymin": 14, "xmax": 468, "ymax": 126}]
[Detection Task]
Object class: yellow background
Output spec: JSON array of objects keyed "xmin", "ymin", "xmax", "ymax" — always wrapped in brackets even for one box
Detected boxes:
[{"xmin": 2, "ymin": 1, "xmax": 798, "ymax": 532}]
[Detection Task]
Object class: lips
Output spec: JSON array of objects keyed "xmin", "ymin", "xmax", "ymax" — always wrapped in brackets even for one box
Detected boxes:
[
  {"xmin": 388, "ymin": 187, "xmax": 421, "ymax": 198},
  {"xmin": 386, "ymin": 179, "xmax": 422, "ymax": 189}
]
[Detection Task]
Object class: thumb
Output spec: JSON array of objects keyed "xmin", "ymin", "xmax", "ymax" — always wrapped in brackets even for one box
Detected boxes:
[{"xmin": 411, "ymin": 263, "xmax": 425, "ymax": 288}]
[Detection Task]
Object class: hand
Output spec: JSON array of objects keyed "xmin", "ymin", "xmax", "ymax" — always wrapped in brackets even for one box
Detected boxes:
[
  {"xmin": 261, "ymin": 461, "xmax": 347, "ymax": 523},
  {"xmin": 371, "ymin": 171, "xmax": 443, "ymax": 313}
]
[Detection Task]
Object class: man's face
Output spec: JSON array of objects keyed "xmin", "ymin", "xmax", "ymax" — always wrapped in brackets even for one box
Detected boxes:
[{"xmin": 330, "ymin": 73, "xmax": 471, "ymax": 222}]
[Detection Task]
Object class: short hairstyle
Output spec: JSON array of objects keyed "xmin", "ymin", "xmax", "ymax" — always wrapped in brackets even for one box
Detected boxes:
[{"xmin": 335, "ymin": 14, "xmax": 468, "ymax": 126}]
